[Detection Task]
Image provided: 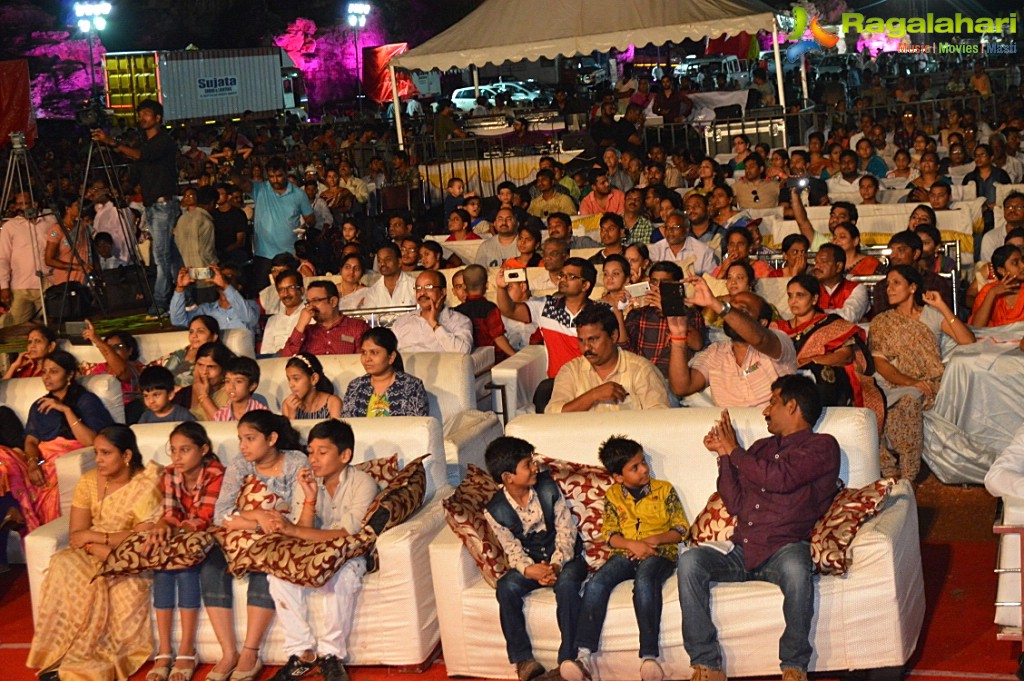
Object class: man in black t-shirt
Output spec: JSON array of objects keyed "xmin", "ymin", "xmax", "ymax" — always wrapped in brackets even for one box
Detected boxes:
[
  {"xmin": 213, "ymin": 183, "xmax": 251, "ymax": 265},
  {"xmin": 92, "ymin": 99, "xmax": 180, "ymax": 314}
]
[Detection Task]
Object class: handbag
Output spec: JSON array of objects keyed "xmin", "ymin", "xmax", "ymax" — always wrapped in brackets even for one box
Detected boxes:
[{"xmin": 44, "ymin": 282, "xmax": 92, "ymax": 321}]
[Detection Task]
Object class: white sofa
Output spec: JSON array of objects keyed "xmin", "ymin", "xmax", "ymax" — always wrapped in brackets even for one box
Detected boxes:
[
  {"xmin": 490, "ymin": 345, "xmax": 548, "ymax": 422},
  {"xmin": 255, "ymin": 352, "xmax": 502, "ymax": 484},
  {"xmin": 25, "ymin": 416, "xmax": 450, "ymax": 669},
  {"xmin": 59, "ymin": 327, "xmax": 256, "ymax": 363},
  {"xmin": 429, "ymin": 408, "xmax": 925, "ymax": 679}
]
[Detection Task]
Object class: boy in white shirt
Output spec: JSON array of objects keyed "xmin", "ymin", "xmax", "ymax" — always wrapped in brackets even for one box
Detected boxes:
[{"xmin": 266, "ymin": 419, "xmax": 378, "ymax": 681}]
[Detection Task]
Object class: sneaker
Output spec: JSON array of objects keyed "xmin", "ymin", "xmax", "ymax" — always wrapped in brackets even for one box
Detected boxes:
[
  {"xmin": 690, "ymin": 665, "xmax": 727, "ymax": 681},
  {"xmin": 515, "ymin": 658, "xmax": 545, "ymax": 681},
  {"xmin": 781, "ymin": 670, "xmax": 808, "ymax": 681},
  {"xmin": 269, "ymin": 655, "xmax": 317, "ymax": 681},
  {"xmin": 316, "ymin": 654, "xmax": 349, "ymax": 681},
  {"xmin": 559, "ymin": 656, "xmax": 596, "ymax": 681},
  {"xmin": 640, "ymin": 659, "xmax": 664, "ymax": 681}
]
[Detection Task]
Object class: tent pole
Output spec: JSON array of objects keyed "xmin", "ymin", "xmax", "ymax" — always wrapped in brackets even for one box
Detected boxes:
[
  {"xmin": 389, "ymin": 64, "xmax": 405, "ymax": 150},
  {"xmin": 472, "ymin": 66, "xmax": 480, "ymax": 98},
  {"xmin": 800, "ymin": 54, "xmax": 809, "ymax": 106},
  {"xmin": 771, "ymin": 16, "xmax": 788, "ymax": 149}
]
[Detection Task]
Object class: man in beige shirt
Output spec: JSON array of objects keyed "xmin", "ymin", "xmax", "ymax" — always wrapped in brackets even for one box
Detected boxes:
[
  {"xmin": 546, "ymin": 304, "xmax": 670, "ymax": 413},
  {"xmin": 528, "ymin": 169, "xmax": 577, "ymax": 219},
  {"xmin": 732, "ymin": 154, "xmax": 780, "ymax": 209}
]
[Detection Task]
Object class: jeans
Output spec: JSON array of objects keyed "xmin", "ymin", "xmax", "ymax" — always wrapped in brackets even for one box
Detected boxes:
[
  {"xmin": 574, "ymin": 554, "xmax": 675, "ymax": 659},
  {"xmin": 200, "ymin": 545, "xmax": 275, "ymax": 610},
  {"xmin": 677, "ymin": 541, "xmax": 814, "ymax": 672},
  {"xmin": 146, "ymin": 198, "xmax": 182, "ymax": 310},
  {"xmin": 496, "ymin": 556, "xmax": 587, "ymax": 664},
  {"xmin": 153, "ymin": 565, "xmax": 202, "ymax": 609}
]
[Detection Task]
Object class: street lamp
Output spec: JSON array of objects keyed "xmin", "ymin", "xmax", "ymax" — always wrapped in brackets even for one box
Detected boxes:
[
  {"xmin": 346, "ymin": 2, "xmax": 371, "ymax": 113},
  {"xmin": 74, "ymin": 2, "xmax": 112, "ymax": 103}
]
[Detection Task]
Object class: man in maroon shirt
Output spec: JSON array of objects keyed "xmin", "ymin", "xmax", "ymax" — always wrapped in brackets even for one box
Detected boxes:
[
  {"xmin": 280, "ymin": 280, "xmax": 369, "ymax": 356},
  {"xmin": 677, "ymin": 375, "xmax": 840, "ymax": 681}
]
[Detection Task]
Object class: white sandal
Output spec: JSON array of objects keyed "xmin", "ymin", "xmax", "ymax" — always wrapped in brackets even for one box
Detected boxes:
[
  {"xmin": 146, "ymin": 654, "xmax": 174, "ymax": 681},
  {"xmin": 168, "ymin": 655, "xmax": 197, "ymax": 681}
]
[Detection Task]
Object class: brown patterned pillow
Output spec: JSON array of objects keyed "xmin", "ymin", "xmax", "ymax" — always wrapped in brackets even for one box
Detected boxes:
[
  {"xmin": 364, "ymin": 455, "xmax": 428, "ymax": 533},
  {"xmin": 537, "ymin": 456, "xmax": 615, "ymax": 572},
  {"xmin": 690, "ymin": 492, "xmax": 737, "ymax": 544},
  {"xmin": 243, "ymin": 527, "xmax": 377, "ymax": 587},
  {"xmin": 354, "ymin": 454, "xmax": 400, "ymax": 487},
  {"xmin": 211, "ymin": 475, "xmax": 284, "ymax": 577},
  {"xmin": 811, "ymin": 478, "xmax": 895, "ymax": 576},
  {"xmin": 97, "ymin": 531, "xmax": 214, "ymax": 578},
  {"xmin": 442, "ymin": 464, "xmax": 508, "ymax": 587}
]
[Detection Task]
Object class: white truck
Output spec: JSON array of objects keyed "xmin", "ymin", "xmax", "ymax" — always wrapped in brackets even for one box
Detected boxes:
[{"xmin": 102, "ymin": 47, "xmax": 307, "ymax": 124}]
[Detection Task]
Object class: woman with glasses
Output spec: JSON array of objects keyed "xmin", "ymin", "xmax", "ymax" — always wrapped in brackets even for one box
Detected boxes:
[{"xmin": 79, "ymin": 323, "xmax": 146, "ymax": 424}]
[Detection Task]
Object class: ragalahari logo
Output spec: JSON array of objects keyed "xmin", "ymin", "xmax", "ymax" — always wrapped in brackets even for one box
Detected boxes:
[{"xmin": 786, "ymin": 7, "xmax": 840, "ymax": 62}]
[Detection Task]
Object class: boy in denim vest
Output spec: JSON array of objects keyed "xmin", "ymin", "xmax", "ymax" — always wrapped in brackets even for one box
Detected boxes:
[{"xmin": 484, "ymin": 436, "xmax": 587, "ymax": 681}]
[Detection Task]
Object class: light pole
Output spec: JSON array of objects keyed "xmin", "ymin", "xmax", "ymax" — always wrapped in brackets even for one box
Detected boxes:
[
  {"xmin": 347, "ymin": 2, "xmax": 371, "ymax": 114},
  {"xmin": 74, "ymin": 1, "xmax": 112, "ymax": 104}
]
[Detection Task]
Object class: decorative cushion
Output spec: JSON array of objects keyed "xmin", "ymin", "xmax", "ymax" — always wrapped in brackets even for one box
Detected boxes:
[
  {"xmin": 211, "ymin": 475, "xmax": 283, "ymax": 577},
  {"xmin": 811, "ymin": 478, "xmax": 895, "ymax": 576},
  {"xmin": 354, "ymin": 454, "xmax": 401, "ymax": 488},
  {"xmin": 243, "ymin": 528, "xmax": 377, "ymax": 588},
  {"xmin": 442, "ymin": 464, "xmax": 508, "ymax": 588},
  {"xmin": 96, "ymin": 531, "xmax": 215, "ymax": 578},
  {"xmin": 364, "ymin": 455, "xmax": 428, "ymax": 534},
  {"xmin": 537, "ymin": 456, "xmax": 615, "ymax": 572},
  {"xmin": 690, "ymin": 492, "xmax": 737, "ymax": 544}
]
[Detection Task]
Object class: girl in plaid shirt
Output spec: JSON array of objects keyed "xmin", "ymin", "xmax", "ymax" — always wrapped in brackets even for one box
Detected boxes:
[{"xmin": 140, "ymin": 422, "xmax": 225, "ymax": 681}]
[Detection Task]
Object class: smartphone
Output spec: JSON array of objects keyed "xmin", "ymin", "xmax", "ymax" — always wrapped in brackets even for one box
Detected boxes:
[
  {"xmin": 624, "ymin": 281, "xmax": 651, "ymax": 299},
  {"xmin": 659, "ymin": 281, "xmax": 689, "ymax": 317},
  {"xmin": 190, "ymin": 267, "xmax": 213, "ymax": 280},
  {"xmin": 797, "ymin": 177, "xmax": 810, "ymax": 188},
  {"xmin": 505, "ymin": 268, "xmax": 527, "ymax": 282}
]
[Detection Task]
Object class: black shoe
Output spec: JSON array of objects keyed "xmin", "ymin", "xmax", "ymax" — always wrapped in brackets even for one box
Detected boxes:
[
  {"xmin": 317, "ymin": 655, "xmax": 349, "ymax": 681},
  {"xmin": 269, "ymin": 654, "xmax": 317, "ymax": 681},
  {"xmin": 39, "ymin": 671, "xmax": 60, "ymax": 681}
]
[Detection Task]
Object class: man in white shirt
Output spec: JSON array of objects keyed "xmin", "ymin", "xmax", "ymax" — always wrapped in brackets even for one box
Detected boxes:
[
  {"xmin": 392, "ymin": 270, "xmax": 473, "ymax": 353},
  {"xmin": 91, "ymin": 189, "xmax": 135, "ymax": 267},
  {"xmin": 812, "ymin": 244, "xmax": 869, "ymax": 323},
  {"xmin": 826, "ymin": 150, "xmax": 864, "ymax": 200},
  {"xmin": 992, "ymin": 132, "xmax": 1024, "ymax": 184},
  {"xmin": 0, "ymin": 193, "xmax": 53, "ymax": 327},
  {"xmin": 647, "ymin": 211, "xmax": 717, "ymax": 275},
  {"xmin": 304, "ymin": 181, "xmax": 334, "ymax": 232},
  {"xmin": 363, "ymin": 243, "xmax": 416, "ymax": 308},
  {"xmin": 336, "ymin": 160, "xmax": 370, "ymax": 211},
  {"xmin": 260, "ymin": 270, "xmax": 305, "ymax": 354}
]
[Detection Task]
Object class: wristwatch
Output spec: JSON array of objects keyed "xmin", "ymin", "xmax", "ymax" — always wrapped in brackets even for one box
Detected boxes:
[{"xmin": 719, "ymin": 300, "xmax": 733, "ymax": 317}]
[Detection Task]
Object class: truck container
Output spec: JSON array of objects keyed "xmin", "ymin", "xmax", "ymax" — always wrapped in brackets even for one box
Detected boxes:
[{"xmin": 102, "ymin": 47, "xmax": 306, "ymax": 124}]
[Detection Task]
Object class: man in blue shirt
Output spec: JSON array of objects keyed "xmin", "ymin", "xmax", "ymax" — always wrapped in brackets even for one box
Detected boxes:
[
  {"xmin": 169, "ymin": 265, "xmax": 259, "ymax": 337},
  {"xmin": 234, "ymin": 157, "xmax": 314, "ymax": 294}
]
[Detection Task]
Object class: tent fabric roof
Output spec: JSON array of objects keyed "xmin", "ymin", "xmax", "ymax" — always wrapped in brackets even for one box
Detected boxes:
[{"xmin": 390, "ymin": 0, "xmax": 778, "ymax": 72}]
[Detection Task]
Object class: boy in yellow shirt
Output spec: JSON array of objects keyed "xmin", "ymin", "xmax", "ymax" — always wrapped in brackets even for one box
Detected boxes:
[{"xmin": 561, "ymin": 436, "xmax": 688, "ymax": 681}]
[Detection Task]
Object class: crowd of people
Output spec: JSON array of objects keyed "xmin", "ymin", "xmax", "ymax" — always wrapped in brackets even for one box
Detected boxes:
[{"xmin": 0, "ymin": 53, "xmax": 1023, "ymax": 681}]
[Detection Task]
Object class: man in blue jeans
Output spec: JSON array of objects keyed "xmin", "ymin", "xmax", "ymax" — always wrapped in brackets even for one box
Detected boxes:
[
  {"xmin": 92, "ymin": 99, "xmax": 181, "ymax": 315},
  {"xmin": 678, "ymin": 375, "xmax": 840, "ymax": 681}
]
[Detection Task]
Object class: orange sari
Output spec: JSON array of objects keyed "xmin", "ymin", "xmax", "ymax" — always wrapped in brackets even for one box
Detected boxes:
[{"xmin": 969, "ymin": 282, "xmax": 1024, "ymax": 327}]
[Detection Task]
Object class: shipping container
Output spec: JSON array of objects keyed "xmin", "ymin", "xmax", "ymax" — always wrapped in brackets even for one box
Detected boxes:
[{"xmin": 102, "ymin": 47, "xmax": 307, "ymax": 124}]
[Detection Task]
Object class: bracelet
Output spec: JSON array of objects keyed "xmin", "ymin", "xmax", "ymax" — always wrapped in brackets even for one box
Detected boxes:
[
  {"xmin": 105, "ymin": 532, "xmax": 109, "ymax": 545},
  {"xmin": 948, "ymin": 316, "xmax": 958, "ymax": 324},
  {"xmin": 69, "ymin": 418, "xmax": 82, "ymax": 428},
  {"xmin": 668, "ymin": 335, "xmax": 688, "ymax": 343},
  {"xmin": 302, "ymin": 500, "xmax": 317, "ymax": 508}
]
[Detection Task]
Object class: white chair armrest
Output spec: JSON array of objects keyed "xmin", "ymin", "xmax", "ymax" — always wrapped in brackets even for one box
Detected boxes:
[
  {"xmin": 25, "ymin": 515, "xmax": 71, "ymax": 626},
  {"xmin": 56, "ymin": 448, "xmax": 96, "ymax": 516},
  {"xmin": 429, "ymin": 523, "xmax": 488, "ymax": 674},
  {"xmin": 491, "ymin": 345, "xmax": 547, "ymax": 421},
  {"xmin": 443, "ymin": 410, "xmax": 503, "ymax": 485}
]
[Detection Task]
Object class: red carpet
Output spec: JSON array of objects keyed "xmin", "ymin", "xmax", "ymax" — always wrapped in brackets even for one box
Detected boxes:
[{"xmin": 1, "ymin": 541, "xmax": 1019, "ymax": 680}]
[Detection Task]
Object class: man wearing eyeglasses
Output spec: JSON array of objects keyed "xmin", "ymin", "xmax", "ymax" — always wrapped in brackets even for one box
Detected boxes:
[
  {"xmin": 732, "ymin": 154, "xmax": 779, "ymax": 210},
  {"xmin": 980, "ymin": 192, "xmax": 1024, "ymax": 264},
  {"xmin": 260, "ymin": 270, "xmax": 305, "ymax": 355},
  {"xmin": 391, "ymin": 270, "xmax": 473, "ymax": 353},
  {"xmin": 647, "ymin": 212, "xmax": 716, "ymax": 275},
  {"xmin": 281, "ymin": 279, "xmax": 369, "ymax": 357}
]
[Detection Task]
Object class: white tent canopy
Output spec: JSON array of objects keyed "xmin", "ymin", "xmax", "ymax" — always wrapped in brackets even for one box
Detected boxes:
[{"xmin": 387, "ymin": 0, "xmax": 785, "ymax": 147}]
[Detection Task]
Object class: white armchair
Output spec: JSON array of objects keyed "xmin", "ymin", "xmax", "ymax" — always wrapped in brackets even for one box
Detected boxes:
[
  {"xmin": 489, "ymin": 345, "xmax": 548, "ymax": 423},
  {"xmin": 60, "ymin": 327, "xmax": 256, "ymax": 362},
  {"xmin": 25, "ymin": 417, "xmax": 450, "ymax": 668}
]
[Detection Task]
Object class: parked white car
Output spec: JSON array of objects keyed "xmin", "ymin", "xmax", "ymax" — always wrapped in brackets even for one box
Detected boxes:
[{"xmin": 674, "ymin": 55, "xmax": 751, "ymax": 90}]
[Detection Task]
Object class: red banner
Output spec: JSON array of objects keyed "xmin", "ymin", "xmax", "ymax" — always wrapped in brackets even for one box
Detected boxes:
[
  {"xmin": 705, "ymin": 32, "xmax": 758, "ymax": 61},
  {"xmin": 0, "ymin": 60, "xmax": 36, "ymax": 147},
  {"xmin": 363, "ymin": 43, "xmax": 419, "ymax": 104}
]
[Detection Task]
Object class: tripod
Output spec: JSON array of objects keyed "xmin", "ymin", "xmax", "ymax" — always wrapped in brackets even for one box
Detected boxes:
[
  {"xmin": 0, "ymin": 132, "xmax": 55, "ymax": 327},
  {"xmin": 77, "ymin": 134, "xmax": 156, "ymax": 317}
]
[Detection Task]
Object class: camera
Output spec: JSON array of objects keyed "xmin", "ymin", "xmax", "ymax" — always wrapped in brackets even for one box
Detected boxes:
[
  {"xmin": 77, "ymin": 98, "xmax": 110, "ymax": 128},
  {"xmin": 505, "ymin": 268, "xmax": 527, "ymax": 283},
  {"xmin": 189, "ymin": 267, "xmax": 213, "ymax": 280}
]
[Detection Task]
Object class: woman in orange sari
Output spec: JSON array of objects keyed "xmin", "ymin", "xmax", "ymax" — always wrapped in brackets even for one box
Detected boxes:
[
  {"xmin": 970, "ymin": 245, "xmax": 1024, "ymax": 327},
  {"xmin": 775, "ymin": 275, "xmax": 885, "ymax": 432},
  {"xmin": 832, "ymin": 222, "xmax": 881, "ymax": 276}
]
